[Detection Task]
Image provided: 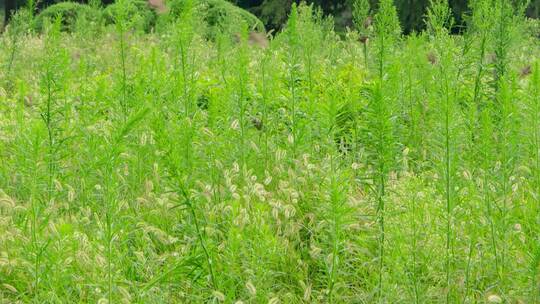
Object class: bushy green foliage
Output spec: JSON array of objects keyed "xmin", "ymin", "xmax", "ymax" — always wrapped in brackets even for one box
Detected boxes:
[
  {"xmin": 103, "ymin": 0, "xmax": 157, "ymax": 32},
  {"xmin": 2, "ymin": 0, "xmax": 540, "ymax": 303},
  {"xmin": 205, "ymin": 0, "xmax": 264, "ymax": 31},
  {"xmin": 526, "ymin": 17, "xmax": 540, "ymax": 37},
  {"xmin": 235, "ymin": 0, "xmax": 539, "ymax": 33},
  {"xmin": 34, "ymin": 2, "xmax": 101, "ymax": 32},
  {"xmin": 168, "ymin": 0, "xmax": 265, "ymax": 34}
]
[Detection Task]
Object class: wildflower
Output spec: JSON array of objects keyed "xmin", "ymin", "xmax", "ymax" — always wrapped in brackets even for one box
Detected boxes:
[
  {"xmin": 213, "ymin": 291, "xmax": 225, "ymax": 302},
  {"xmin": 487, "ymin": 294, "xmax": 502, "ymax": 303},
  {"xmin": 67, "ymin": 185, "xmax": 76, "ymax": 202},
  {"xmin": 231, "ymin": 119, "xmax": 240, "ymax": 130},
  {"xmin": 268, "ymin": 297, "xmax": 280, "ymax": 304},
  {"xmin": 303, "ymin": 283, "xmax": 312, "ymax": 301},
  {"xmin": 140, "ymin": 132, "xmax": 147, "ymax": 145},
  {"xmin": 288, "ymin": 134, "xmax": 294, "ymax": 144},
  {"xmin": 54, "ymin": 179, "xmax": 63, "ymax": 191},
  {"xmin": 2, "ymin": 283, "xmax": 17, "ymax": 293},
  {"xmin": 246, "ymin": 281, "xmax": 257, "ymax": 296}
]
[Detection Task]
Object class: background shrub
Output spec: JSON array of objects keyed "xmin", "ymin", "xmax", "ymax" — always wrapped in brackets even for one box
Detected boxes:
[
  {"xmin": 168, "ymin": 0, "xmax": 265, "ymax": 34},
  {"xmin": 34, "ymin": 2, "xmax": 101, "ymax": 32}
]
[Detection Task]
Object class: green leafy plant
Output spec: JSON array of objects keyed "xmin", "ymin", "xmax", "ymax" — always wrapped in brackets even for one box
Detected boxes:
[
  {"xmin": 368, "ymin": 0, "xmax": 400, "ymax": 300},
  {"xmin": 33, "ymin": 2, "xmax": 101, "ymax": 32},
  {"xmin": 103, "ymin": 0, "xmax": 157, "ymax": 32}
]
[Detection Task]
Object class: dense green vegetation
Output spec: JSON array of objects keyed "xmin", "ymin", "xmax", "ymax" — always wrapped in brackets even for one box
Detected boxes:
[
  {"xmin": 1, "ymin": 0, "xmax": 540, "ymax": 303},
  {"xmin": 234, "ymin": 0, "xmax": 540, "ymax": 32},
  {"xmin": 4, "ymin": 0, "xmax": 540, "ymax": 32}
]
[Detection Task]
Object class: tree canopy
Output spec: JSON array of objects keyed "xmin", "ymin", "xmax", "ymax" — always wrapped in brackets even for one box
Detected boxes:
[{"xmin": 232, "ymin": 0, "xmax": 539, "ymax": 33}]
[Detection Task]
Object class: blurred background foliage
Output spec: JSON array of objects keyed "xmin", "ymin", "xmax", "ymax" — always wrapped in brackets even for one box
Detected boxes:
[
  {"xmin": 232, "ymin": 0, "xmax": 540, "ymax": 33},
  {"xmin": 3, "ymin": 0, "xmax": 540, "ymax": 33}
]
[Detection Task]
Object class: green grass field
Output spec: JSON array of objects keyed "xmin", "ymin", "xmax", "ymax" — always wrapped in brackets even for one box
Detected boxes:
[{"xmin": 1, "ymin": 0, "xmax": 540, "ymax": 303}]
